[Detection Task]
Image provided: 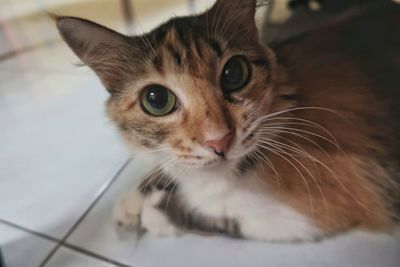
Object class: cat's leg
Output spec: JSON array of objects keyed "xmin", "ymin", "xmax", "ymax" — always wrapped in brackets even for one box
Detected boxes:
[
  {"xmin": 113, "ymin": 187, "xmax": 143, "ymax": 230},
  {"xmin": 113, "ymin": 171, "xmax": 181, "ymax": 236},
  {"xmin": 157, "ymin": 193, "xmax": 242, "ymax": 238},
  {"xmin": 137, "ymin": 187, "xmax": 241, "ymax": 238},
  {"xmin": 140, "ymin": 189, "xmax": 182, "ymax": 236},
  {"xmin": 114, "ymin": 172, "xmax": 241, "ymax": 238}
]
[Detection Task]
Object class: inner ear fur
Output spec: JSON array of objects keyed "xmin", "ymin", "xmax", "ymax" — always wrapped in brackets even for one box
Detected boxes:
[{"xmin": 55, "ymin": 16, "xmax": 138, "ymax": 93}]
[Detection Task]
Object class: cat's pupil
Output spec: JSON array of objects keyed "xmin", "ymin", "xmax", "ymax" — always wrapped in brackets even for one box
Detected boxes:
[
  {"xmin": 147, "ymin": 86, "xmax": 168, "ymax": 109},
  {"xmin": 224, "ymin": 61, "xmax": 243, "ymax": 84},
  {"xmin": 221, "ymin": 56, "xmax": 250, "ymax": 92},
  {"xmin": 140, "ymin": 85, "xmax": 177, "ymax": 116}
]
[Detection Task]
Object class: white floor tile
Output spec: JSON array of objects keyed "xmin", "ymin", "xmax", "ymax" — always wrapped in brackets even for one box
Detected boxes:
[
  {"xmin": 0, "ymin": 69, "xmax": 37, "ymax": 87},
  {"xmin": 0, "ymin": 223, "xmax": 56, "ymax": 267},
  {"xmin": 0, "ymin": 72, "xmax": 130, "ymax": 238},
  {"xmin": 67, "ymin": 157, "xmax": 400, "ymax": 267},
  {"xmin": 67, "ymin": 156, "xmax": 154, "ymax": 251},
  {"xmin": 44, "ymin": 247, "xmax": 120, "ymax": 267}
]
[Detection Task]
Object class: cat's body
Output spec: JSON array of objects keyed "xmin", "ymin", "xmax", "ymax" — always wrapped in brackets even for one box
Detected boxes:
[
  {"xmin": 161, "ymin": 167, "xmax": 322, "ymax": 241},
  {"xmin": 56, "ymin": 0, "xmax": 400, "ymax": 242}
]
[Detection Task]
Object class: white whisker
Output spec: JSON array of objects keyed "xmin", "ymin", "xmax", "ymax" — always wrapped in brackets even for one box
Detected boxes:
[
  {"xmin": 259, "ymin": 126, "xmax": 339, "ymax": 148},
  {"xmin": 260, "ymin": 116, "xmax": 339, "ymax": 146},
  {"xmin": 259, "ymin": 138, "xmax": 330, "ymax": 219},
  {"xmin": 143, "ymin": 148, "xmax": 171, "ymax": 154},
  {"xmin": 254, "ymin": 107, "xmax": 346, "ymax": 125},
  {"xmin": 256, "ymin": 143, "xmax": 315, "ymax": 217},
  {"xmin": 140, "ymin": 157, "xmax": 176, "ymax": 189},
  {"xmin": 253, "ymin": 149, "xmax": 282, "ymax": 190}
]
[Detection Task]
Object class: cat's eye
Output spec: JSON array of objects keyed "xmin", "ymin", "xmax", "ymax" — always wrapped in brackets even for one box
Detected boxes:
[
  {"xmin": 140, "ymin": 85, "xmax": 177, "ymax": 117},
  {"xmin": 221, "ymin": 56, "xmax": 251, "ymax": 93}
]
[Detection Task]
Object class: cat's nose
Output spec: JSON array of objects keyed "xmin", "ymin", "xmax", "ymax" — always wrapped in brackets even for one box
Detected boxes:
[{"xmin": 204, "ymin": 132, "xmax": 233, "ymax": 157}]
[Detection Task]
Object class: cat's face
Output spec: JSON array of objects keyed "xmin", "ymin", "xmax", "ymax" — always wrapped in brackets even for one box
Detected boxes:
[{"xmin": 56, "ymin": 0, "xmax": 295, "ymax": 170}]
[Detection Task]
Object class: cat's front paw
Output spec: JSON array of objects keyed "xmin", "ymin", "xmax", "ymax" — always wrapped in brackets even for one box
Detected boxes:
[
  {"xmin": 113, "ymin": 188, "xmax": 144, "ymax": 231},
  {"xmin": 141, "ymin": 190, "xmax": 182, "ymax": 237}
]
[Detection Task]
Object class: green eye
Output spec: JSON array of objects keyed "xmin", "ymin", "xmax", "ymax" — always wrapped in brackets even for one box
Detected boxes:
[
  {"xmin": 140, "ymin": 85, "xmax": 177, "ymax": 116},
  {"xmin": 221, "ymin": 56, "xmax": 251, "ymax": 93}
]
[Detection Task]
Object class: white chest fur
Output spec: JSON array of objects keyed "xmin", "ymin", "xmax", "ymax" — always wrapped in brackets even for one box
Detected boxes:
[{"xmin": 168, "ymin": 167, "xmax": 322, "ymax": 242}]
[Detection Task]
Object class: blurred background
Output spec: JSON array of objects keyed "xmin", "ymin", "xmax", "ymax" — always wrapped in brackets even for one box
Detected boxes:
[
  {"xmin": 0, "ymin": 1, "xmax": 399, "ymax": 267},
  {"xmin": 0, "ymin": 0, "xmax": 217, "ymax": 70}
]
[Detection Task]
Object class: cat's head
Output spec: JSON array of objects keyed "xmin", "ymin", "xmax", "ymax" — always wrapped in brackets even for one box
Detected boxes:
[{"xmin": 56, "ymin": 0, "xmax": 296, "ymax": 171}]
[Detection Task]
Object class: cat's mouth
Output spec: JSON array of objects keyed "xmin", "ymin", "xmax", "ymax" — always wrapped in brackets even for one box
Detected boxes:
[
  {"xmin": 176, "ymin": 154, "xmax": 231, "ymax": 169},
  {"xmin": 203, "ymin": 157, "xmax": 230, "ymax": 168},
  {"xmin": 175, "ymin": 132, "xmax": 260, "ymax": 169}
]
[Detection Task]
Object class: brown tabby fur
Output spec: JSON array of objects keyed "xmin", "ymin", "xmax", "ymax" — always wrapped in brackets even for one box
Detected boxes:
[
  {"xmin": 56, "ymin": 0, "xmax": 400, "ymax": 238},
  {"xmin": 269, "ymin": 4, "xmax": 400, "ymax": 232}
]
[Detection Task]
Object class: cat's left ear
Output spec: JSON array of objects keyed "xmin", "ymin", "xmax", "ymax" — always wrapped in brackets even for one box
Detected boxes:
[
  {"xmin": 55, "ymin": 16, "xmax": 135, "ymax": 94},
  {"xmin": 206, "ymin": 0, "xmax": 260, "ymax": 42}
]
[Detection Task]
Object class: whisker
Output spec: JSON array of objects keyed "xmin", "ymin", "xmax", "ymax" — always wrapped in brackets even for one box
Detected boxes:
[
  {"xmin": 162, "ymin": 167, "xmax": 186, "ymax": 210},
  {"xmin": 260, "ymin": 116, "xmax": 339, "ymax": 146},
  {"xmin": 260, "ymin": 137, "xmax": 318, "ymax": 160},
  {"xmin": 140, "ymin": 157, "xmax": 176, "ymax": 190},
  {"xmin": 143, "ymin": 148, "xmax": 171, "ymax": 154},
  {"xmin": 250, "ymin": 151, "xmax": 265, "ymax": 171},
  {"xmin": 259, "ymin": 138, "xmax": 330, "ymax": 219},
  {"xmin": 254, "ymin": 149, "xmax": 282, "ymax": 190},
  {"xmin": 256, "ymin": 143, "xmax": 315, "ymax": 217},
  {"xmin": 259, "ymin": 135, "xmax": 372, "ymax": 213},
  {"xmin": 254, "ymin": 106, "xmax": 347, "ymax": 126},
  {"xmin": 267, "ymin": 132, "xmax": 334, "ymax": 164},
  {"xmin": 259, "ymin": 126, "xmax": 339, "ymax": 148}
]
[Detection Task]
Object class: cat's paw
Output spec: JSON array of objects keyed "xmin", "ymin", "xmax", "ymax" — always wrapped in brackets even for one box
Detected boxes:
[
  {"xmin": 141, "ymin": 190, "xmax": 181, "ymax": 237},
  {"xmin": 113, "ymin": 188, "xmax": 144, "ymax": 231}
]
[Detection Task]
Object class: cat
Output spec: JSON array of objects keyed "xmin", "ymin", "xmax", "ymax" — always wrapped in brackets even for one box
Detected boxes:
[{"xmin": 55, "ymin": 0, "xmax": 400, "ymax": 242}]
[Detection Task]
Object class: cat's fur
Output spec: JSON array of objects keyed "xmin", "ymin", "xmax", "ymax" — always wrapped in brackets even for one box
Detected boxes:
[{"xmin": 55, "ymin": 0, "xmax": 400, "ymax": 242}]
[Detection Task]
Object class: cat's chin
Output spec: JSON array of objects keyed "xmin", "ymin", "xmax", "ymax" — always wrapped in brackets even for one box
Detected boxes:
[
  {"xmin": 176, "ymin": 157, "xmax": 235, "ymax": 170},
  {"xmin": 203, "ymin": 158, "xmax": 230, "ymax": 168}
]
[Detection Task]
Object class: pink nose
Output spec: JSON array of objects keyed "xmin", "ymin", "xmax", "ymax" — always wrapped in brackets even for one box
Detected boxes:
[{"xmin": 204, "ymin": 132, "xmax": 233, "ymax": 156}]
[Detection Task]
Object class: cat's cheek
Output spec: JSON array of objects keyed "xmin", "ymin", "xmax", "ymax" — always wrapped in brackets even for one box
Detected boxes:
[
  {"xmin": 226, "ymin": 104, "xmax": 251, "ymax": 132},
  {"xmin": 258, "ymin": 88, "xmax": 275, "ymax": 115}
]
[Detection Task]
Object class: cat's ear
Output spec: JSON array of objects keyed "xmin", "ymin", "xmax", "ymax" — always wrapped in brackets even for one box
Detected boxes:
[
  {"xmin": 55, "ymin": 16, "xmax": 134, "ymax": 94},
  {"xmin": 206, "ymin": 0, "xmax": 259, "ymax": 42}
]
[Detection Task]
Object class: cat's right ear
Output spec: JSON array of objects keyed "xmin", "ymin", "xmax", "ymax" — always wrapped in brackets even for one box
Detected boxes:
[
  {"xmin": 55, "ymin": 16, "xmax": 134, "ymax": 94},
  {"xmin": 206, "ymin": 0, "xmax": 259, "ymax": 42}
]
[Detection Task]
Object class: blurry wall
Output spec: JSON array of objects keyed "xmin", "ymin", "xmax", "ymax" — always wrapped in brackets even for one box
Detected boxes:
[{"xmin": 0, "ymin": 0, "xmax": 215, "ymax": 58}]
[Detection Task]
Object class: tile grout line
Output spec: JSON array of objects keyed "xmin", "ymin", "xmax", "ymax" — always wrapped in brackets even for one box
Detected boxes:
[
  {"xmin": 37, "ymin": 157, "xmax": 133, "ymax": 267},
  {"xmin": 0, "ymin": 218, "xmax": 133, "ymax": 267},
  {"xmin": 0, "ymin": 218, "xmax": 60, "ymax": 244},
  {"xmin": 61, "ymin": 243, "xmax": 133, "ymax": 267}
]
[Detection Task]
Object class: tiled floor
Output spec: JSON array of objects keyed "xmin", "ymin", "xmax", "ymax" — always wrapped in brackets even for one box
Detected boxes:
[{"xmin": 1, "ymin": 1, "xmax": 400, "ymax": 267}]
